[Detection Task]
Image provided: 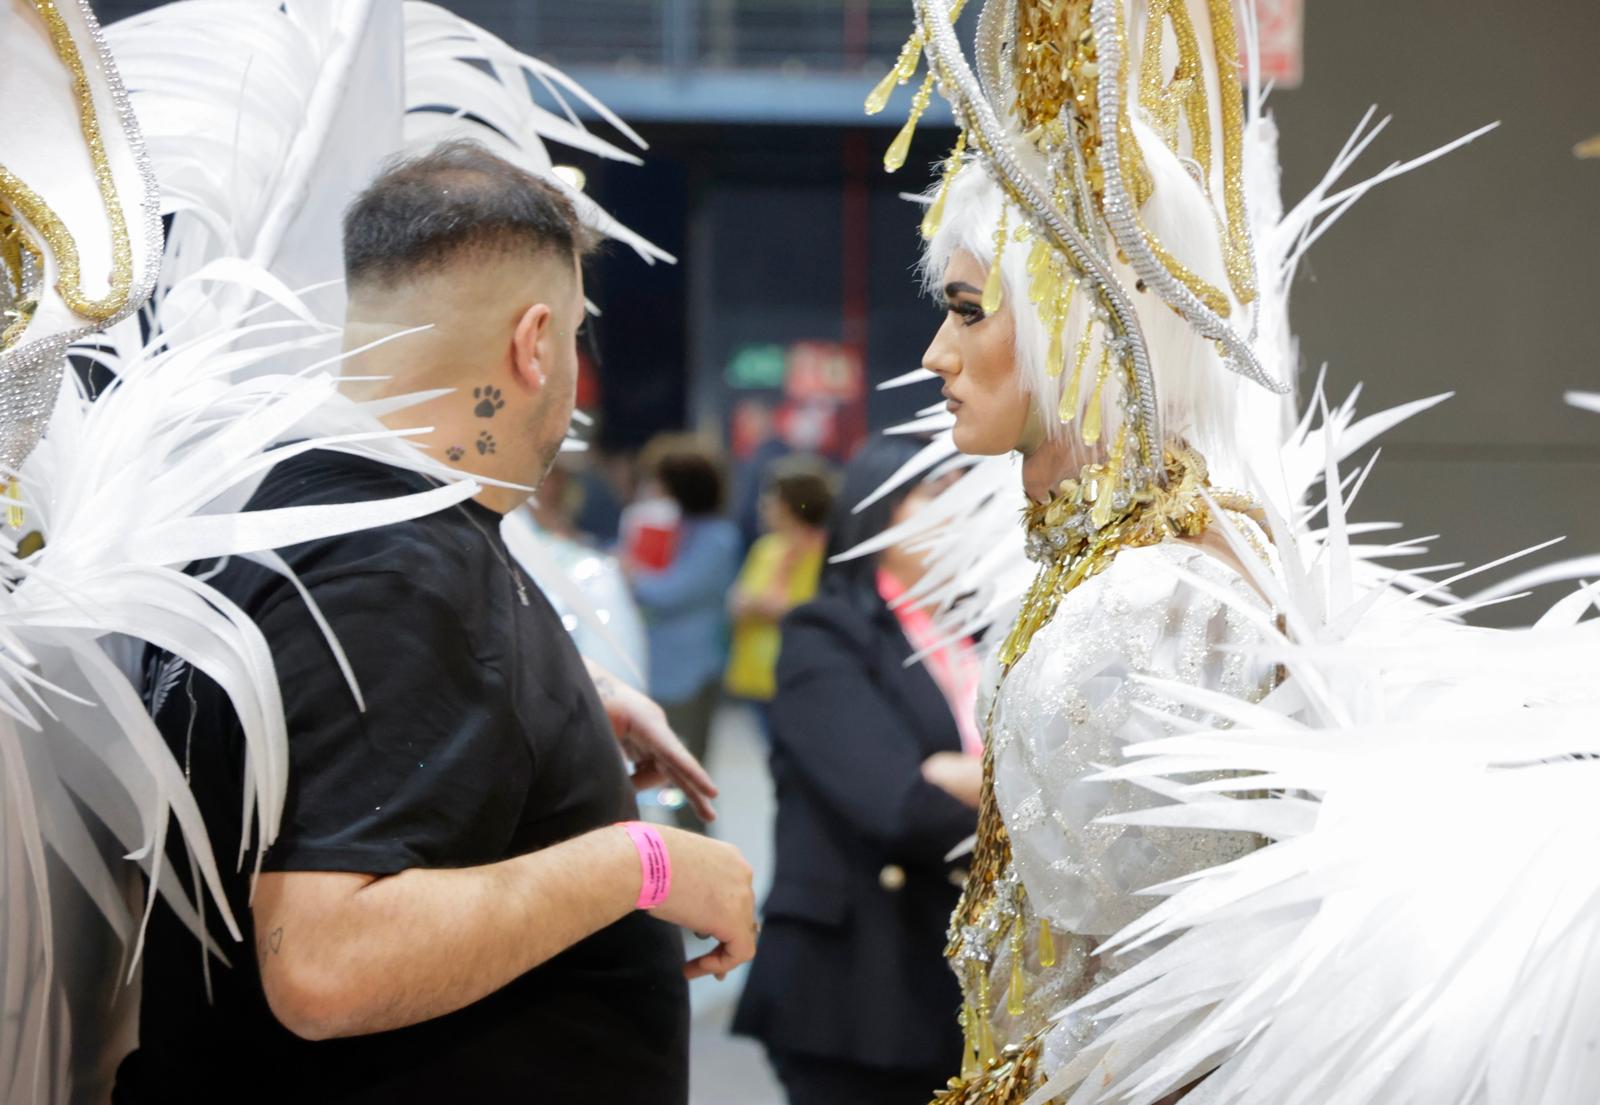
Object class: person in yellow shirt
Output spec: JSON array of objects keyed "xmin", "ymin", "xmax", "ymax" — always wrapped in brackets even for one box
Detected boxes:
[{"xmin": 725, "ymin": 460, "xmax": 835, "ymax": 706}]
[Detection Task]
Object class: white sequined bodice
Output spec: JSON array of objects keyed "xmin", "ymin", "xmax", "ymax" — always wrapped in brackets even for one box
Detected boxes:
[{"xmin": 966, "ymin": 538, "xmax": 1275, "ymax": 1063}]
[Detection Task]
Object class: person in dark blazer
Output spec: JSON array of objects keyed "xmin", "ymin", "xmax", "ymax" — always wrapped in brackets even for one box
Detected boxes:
[{"xmin": 733, "ymin": 439, "xmax": 984, "ymax": 1105}]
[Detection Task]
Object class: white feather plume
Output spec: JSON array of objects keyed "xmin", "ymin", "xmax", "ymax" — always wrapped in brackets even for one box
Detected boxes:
[
  {"xmin": 108, "ymin": 0, "xmax": 669, "ymax": 339},
  {"xmin": 2, "ymin": 269, "xmax": 481, "ymax": 1104},
  {"xmin": 1015, "ymin": 405, "xmax": 1597, "ymax": 1105},
  {"xmin": 7, "ymin": 6, "xmax": 669, "ymax": 1101}
]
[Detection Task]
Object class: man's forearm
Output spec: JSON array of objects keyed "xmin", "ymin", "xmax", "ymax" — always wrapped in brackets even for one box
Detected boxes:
[{"xmin": 255, "ymin": 825, "xmax": 641, "ymax": 1040}]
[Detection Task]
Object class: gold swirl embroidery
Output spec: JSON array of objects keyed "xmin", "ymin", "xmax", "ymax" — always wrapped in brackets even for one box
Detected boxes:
[{"xmin": 0, "ymin": 0, "xmax": 135, "ymax": 350}]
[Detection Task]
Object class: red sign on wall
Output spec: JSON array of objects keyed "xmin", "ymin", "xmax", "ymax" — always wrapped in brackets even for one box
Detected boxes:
[
  {"xmin": 784, "ymin": 341, "xmax": 864, "ymax": 404},
  {"xmin": 1249, "ymin": 0, "xmax": 1305, "ymax": 89}
]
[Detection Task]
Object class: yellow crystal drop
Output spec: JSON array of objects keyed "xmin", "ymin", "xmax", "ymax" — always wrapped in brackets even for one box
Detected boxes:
[
  {"xmin": 980, "ymin": 205, "xmax": 1007, "ymax": 313},
  {"xmin": 1029, "ymin": 261, "xmax": 1056, "ymax": 311},
  {"xmin": 1059, "ymin": 321, "xmax": 1095, "ymax": 423},
  {"xmin": 883, "ymin": 72, "xmax": 934, "ymax": 173},
  {"xmin": 1006, "ymin": 917, "xmax": 1027, "ymax": 1016},
  {"xmin": 1039, "ymin": 920, "xmax": 1058, "ymax": 967},
  {"xmin": 1025, "ymin": 238, "xmax": 1048, "ymax": 278},
  {"xmin": 975, "ymin": 969, "xmax": 996, "ymax": 1066},
  {"xmin": 959, "ymin": 1003, "xmax": 980, "ymax": 1079},
  {"xmin": 5, "ymin": 478, "xmax": 22, "ymax": 529},
  {"xmin": 1007, "ymin": 956, "xmax": 1026, "ymax": 1016},
  {"xmin": 1045, "ymin": 277, "xmax": 1076, "ymax": 376},
  {"xmin": 896, "ymin": 31, "xmax": 925, "ymax": 78},
  {"xmin": 1081, "ymin": 344, "xmax": 1112, "ymax": 445},
  {"xmin": 883, "ymin": 120, "xmax": 917, "ymax": 174},
  {"xmin": 920, "ymin": 132, "xmax": 966, "ymax": 240},
  {"xmin": 920, "ymin": 176, "xmax": 950, "ymax": 241},
  {"xmin": 980, "ymin": 258, "xmax": 1003, "ymax": 314},
  {"xmin": 865, "ymin": 30, "xmax": 924, "ymax": 115},
  {"xmin": 1092, "ymin": 426, "xmax": 1126, "ymax": 529},
  {"xmin": 864, "ymin": 66, "xmax": 902, "ymax": 116}
]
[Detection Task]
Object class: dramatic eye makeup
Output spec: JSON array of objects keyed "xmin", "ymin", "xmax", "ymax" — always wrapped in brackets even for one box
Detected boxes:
[{"xmin": 944, "ymin": 280, "xmax": 986, "ymax": 326}]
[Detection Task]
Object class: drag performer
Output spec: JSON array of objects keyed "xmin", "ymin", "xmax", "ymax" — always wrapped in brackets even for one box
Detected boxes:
[
  {"xmin": 854, "ymin": 1, "xmax": 1499, "ymax": 1101},
  {"xmin": 2, "ymin": 3, "xmax": 742, "ymax": 1102}
]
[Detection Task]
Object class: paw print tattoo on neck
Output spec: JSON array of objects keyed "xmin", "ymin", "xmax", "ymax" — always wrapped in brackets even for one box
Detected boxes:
[
  {"xmin": 446, "ymin": 445, "xmax": 465, "ymax": 462},
  {"xmin": 473, "ymin": 386, "xmax": 505, "ymax": 418},
  {"xmin": 476, "ymin": 431, "xmax": 497, "ymax": 456}
]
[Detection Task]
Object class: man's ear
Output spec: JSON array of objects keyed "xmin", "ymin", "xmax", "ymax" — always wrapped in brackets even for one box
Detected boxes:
[{"xmin": 510, "ymin": 302, "xmax": 554, "ymax": 393}]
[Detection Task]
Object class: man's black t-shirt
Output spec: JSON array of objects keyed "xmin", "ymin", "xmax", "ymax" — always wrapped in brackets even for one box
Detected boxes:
[{"xmin": 113, "ymin": 450, "xmax": 688, "ymax": 1104}]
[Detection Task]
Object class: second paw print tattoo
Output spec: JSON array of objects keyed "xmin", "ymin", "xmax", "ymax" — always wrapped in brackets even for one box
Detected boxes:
[
  {"xmin": 476, "ymin": 431, "xmax": 496, "ymax": 456},
  {"xmin": 445, "ymin": 445, "xmax": 465, "ymax": 462},
  {"xmin": 473, "ymin": 385, "xmax": 505, "ymax": 418}
]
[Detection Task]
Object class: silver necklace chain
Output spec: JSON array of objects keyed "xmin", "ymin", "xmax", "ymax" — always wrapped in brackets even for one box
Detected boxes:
[{"xmin": 455, "ymin": 503, "xmax": 530, "ymax": 606}]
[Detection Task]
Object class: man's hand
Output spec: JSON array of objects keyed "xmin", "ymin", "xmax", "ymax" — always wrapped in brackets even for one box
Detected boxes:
[
  {"xmin": 650, "ymin": 826, "xmax": 758, "ymax": 980},
  {"xmin": 585, "ymin": 658, "xmax": 719, "ymax": 823}
]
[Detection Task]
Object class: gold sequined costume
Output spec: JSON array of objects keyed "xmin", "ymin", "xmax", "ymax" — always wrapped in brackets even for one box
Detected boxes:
[
  {"xmin": 859, "ymin": 2, "xmax": 1600, "ymax": 1103},
  {"xmin": 865, "ymin": 2, "xmax": 1295, "ymax": 1101}
]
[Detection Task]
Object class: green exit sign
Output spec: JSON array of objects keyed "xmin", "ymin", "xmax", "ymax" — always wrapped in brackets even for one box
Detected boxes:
[{"xmin": 725, "ymin": 343, "xmax": 787, "ymax": 390}]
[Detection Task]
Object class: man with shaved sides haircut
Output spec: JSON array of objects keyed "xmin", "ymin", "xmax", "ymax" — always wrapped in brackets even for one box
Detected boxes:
[{"xmin": 116, "ymin": 140, "xmax": 757, "ymax": 1105}]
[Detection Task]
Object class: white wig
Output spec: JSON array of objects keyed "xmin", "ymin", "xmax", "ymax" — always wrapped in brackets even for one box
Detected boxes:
[{"xmin": 919, "ymin": 132, "xmax": 1296, "ymax": 492}]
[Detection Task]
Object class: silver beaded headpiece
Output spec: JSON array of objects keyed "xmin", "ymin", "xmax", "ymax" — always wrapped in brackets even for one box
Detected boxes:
[{"xmin": 871, "ymin": 0, "xmax": 1287, "ymax": 496}]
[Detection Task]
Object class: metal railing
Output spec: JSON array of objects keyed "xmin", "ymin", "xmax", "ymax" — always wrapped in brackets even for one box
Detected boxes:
[{"xmin": 524, "ymin": 0, "xmax": 914, "ymax": 72}]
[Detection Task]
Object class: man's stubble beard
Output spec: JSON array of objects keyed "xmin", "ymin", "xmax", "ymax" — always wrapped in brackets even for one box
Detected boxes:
[
  {"xmin": 532, "ymin": 435, "xmax": 563, "ymax": 491},
  {"xmin": 529, "ymin": 396, "xmax": 572, "ymax": 493}
]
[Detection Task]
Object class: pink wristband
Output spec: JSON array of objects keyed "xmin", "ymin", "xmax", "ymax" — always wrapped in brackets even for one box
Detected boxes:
[{"xmin": 622, "ymin": 821, "xmax": 672, "ymax": 910}]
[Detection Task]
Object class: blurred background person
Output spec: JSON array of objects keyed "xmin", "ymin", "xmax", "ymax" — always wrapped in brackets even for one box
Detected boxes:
[
  {"xmin": 732, "ymin": 438, "xmax": 983, "ymax": 1105},
  {"xmin": 723, "ymin": 459, "xmax": 836, "ymax": 723},
  {"xmin": 730, "ymin": 403, "xmax": 796, "ymax": 551},
  {"xmin": 503, "ymin": 456, "xmax": 651, "ymax": 690},
  {"xmin": 628, "ymin": 433, "xmax": 742, "ymax": 830}
]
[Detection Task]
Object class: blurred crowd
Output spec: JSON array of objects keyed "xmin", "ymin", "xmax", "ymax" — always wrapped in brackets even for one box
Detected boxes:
[{"xmin": 514, "ymin": 429, "xmax": 985, "ymax": 1104}]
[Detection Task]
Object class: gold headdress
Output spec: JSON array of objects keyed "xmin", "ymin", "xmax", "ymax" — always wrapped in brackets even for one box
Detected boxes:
[
  {"xmin": 870, "ymin": 0, "xmax": 1286, "ymax": 505},
  {"xmin": 0, "ymin": 0, "xmax": 162, "ymax": 479}
]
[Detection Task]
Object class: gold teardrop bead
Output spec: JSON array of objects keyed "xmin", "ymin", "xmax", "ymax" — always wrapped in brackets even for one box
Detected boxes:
[
  {"xmin": 980, "ymin": 259, "xmax": 1003, "ymax": 314},
  {"xmin": 1029, "ymin": 263, "xmax": 1056, "ymax": 309},
  {"xmin": 920, "ymin": 175, "xmax": 950, "ymax": 240},
  {"xmin": 865, "ymin": 30, "xmax": 924, "ymax": 115},
  {"xmin": 1007, "ymin": 954, "xmax": 1027, "ymax": 1016},
  {"xmin": 884, "ymin": 118, "xmax": 918, "ymax": 173},
  {"xmin": 1081, "ymin": 346, "xmax": 1111, "ymax": 445},
  {"xmin": 959, "ymin": 1003, "xmax": 980, "ymax": 1079},
  {"xmin": 978, "ymin": 1015, "xmax": 996, "ymax": 1067},
  {"xmin": 864, "ymin": 65, "xmax": 901, "ymax": 115},
  {"xmin": 1025, "ymin": 238, "xmax": 1048, "ymax": 277},
  {"xmin": 1059, "ymin": 322, "xmax": 1095, "ymax": 423},
  {"xmin": 5, "ymin": 479, "xmax": 22, "ymax": 529},
  {"xmin": 883, "ymin": 72, "xmax": 933, "ymax": 173},
  {"xmin": 921, "ymin": 131, "xmax": 966, "ymax": 240}
]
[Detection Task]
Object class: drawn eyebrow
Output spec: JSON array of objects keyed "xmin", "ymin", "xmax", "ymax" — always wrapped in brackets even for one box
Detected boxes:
[{"xmin": 945, "ymin": 281, "xmax": 982, "ymax": 298}]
